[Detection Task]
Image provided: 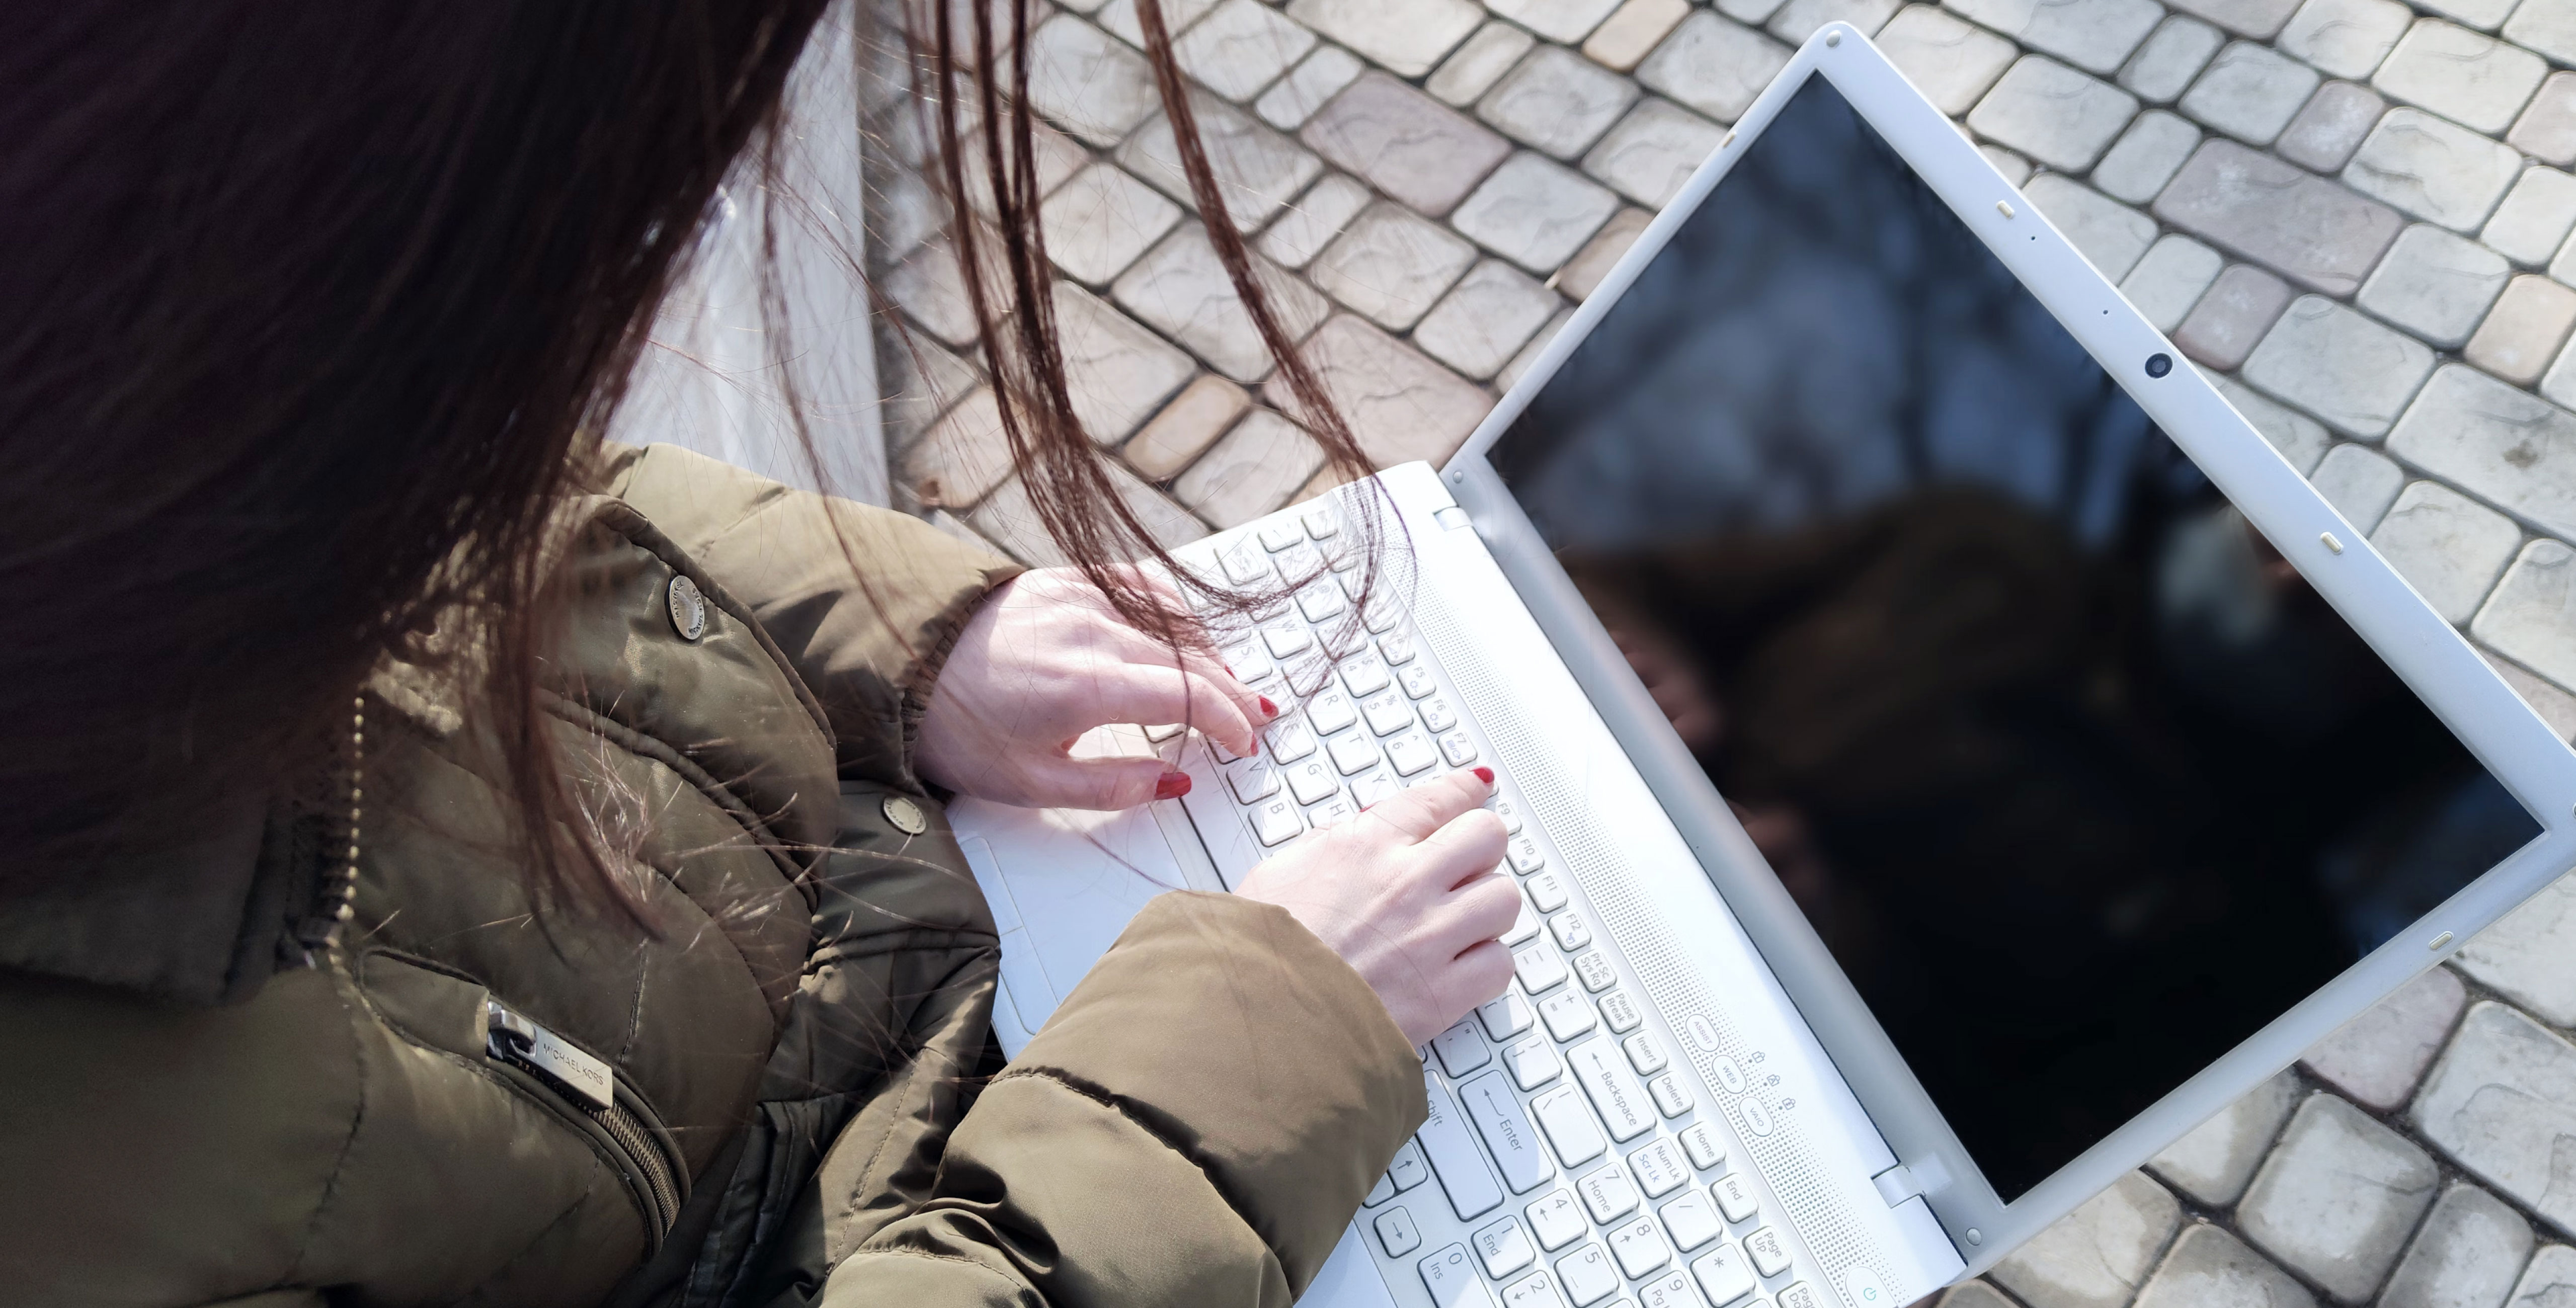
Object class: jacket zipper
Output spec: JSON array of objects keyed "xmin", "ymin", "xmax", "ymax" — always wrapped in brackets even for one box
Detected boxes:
[{"xmin": 486, "ymin": 999, "xmax": 684, "ymax": 1245}]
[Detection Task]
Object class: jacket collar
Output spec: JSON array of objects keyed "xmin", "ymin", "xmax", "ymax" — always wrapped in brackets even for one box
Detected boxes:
[{"xmin": 0, "ymin": 797, "xmax": 292, "ymax": 1005}]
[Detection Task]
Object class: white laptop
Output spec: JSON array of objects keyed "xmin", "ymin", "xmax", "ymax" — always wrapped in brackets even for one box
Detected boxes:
[{"xmin": 947, "ymin": 23, "xmax": 2576, "ymax": 1308}]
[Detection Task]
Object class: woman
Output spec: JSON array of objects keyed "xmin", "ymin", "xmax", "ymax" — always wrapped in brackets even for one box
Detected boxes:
[{"xmin": 0, "ymin": 3, "xmax": 1518, "ymax": 1304}]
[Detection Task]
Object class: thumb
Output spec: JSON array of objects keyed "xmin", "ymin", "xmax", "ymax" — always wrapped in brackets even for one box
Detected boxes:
[{"xmin": 1032, "ymin": 754, "xmax": 1194, "ymax": 811}]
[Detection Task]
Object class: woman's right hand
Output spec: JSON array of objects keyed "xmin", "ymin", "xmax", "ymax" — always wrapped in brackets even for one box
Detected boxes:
[{"xmin": 1234, "ymin": 770, "xmax": 1518, "ymax": 1046}]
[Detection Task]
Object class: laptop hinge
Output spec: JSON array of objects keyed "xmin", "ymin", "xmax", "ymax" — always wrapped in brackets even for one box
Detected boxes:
[{"xmin": 1871, "ymin": 1164, "xmax": 1924, "ymax": 1207}]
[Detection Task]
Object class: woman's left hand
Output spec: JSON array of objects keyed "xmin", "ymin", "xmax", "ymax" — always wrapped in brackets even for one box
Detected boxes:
[{"xmin": 917, "ymin": 567, "xmax": 1273, "ymax": 809}]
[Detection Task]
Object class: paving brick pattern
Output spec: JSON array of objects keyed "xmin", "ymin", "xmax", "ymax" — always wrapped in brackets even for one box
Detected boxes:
[{"xmin": 860, "ymin": 0, "xmax": 2576, "ymax": 1301}]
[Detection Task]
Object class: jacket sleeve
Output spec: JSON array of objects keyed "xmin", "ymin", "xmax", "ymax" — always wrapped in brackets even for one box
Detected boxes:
[
  {"xmin": 818, "ymin": 891, "xmax": 1427, "ymax": 1308},
  {"xmin": 594, "ymin": 441, "xmax": 1023, "ymax": 788}
]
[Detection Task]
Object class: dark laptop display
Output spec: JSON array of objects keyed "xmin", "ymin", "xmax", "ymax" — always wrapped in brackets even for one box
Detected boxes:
[{"xmin": 1487, "ymin": 74, "xmax": 2540, "ymax": 1199}]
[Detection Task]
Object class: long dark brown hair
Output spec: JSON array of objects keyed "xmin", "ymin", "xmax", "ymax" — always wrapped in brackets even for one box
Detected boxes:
[{"xmin": 0, "ymin": 0, "xmax": 1374, "ymax": 913}]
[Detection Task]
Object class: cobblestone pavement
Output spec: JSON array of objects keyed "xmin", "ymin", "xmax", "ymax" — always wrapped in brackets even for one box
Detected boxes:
[{"xmin": 859, "ymin": 0, "xmax": 2576, "ymax": 1301}]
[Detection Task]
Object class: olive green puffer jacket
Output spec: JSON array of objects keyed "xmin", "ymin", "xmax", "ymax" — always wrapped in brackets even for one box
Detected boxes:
[{"xmin": 0, "ymin": 443, "xmax": 1426, "ymax": 1308}]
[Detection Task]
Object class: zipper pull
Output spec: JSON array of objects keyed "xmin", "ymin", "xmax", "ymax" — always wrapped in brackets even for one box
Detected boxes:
[{"xmin": 486, "ymin": 999, "xmax": 617, "ymax": 1110}]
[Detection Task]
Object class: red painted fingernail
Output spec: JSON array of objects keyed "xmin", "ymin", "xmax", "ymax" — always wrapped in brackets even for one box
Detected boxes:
[
  {"xmin": 1473, "ymin": 766, "xmax": 1495, "ymax": 785},
  {"xmin": 1154, "ymin": 771, "xmax": 1191, "ymax": 800},
  {"xmin": 1259, "ymin": 696, "xmax": 1278, "ymax": 717}
]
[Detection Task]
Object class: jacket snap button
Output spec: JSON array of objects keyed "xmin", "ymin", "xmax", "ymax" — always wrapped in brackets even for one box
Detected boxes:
[
  {"xmin": 881, "ymin": 794, "xmax": 928, "ymax": 835},
  {"xmin": 666, "ymin": 575, "xmax": 707, "ymax": 642}
]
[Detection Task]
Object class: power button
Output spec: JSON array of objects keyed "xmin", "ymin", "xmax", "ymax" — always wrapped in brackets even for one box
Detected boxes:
[{"xmin": 1842, "ymin": 1265, "xmax": 1891, "ymax": 1308}]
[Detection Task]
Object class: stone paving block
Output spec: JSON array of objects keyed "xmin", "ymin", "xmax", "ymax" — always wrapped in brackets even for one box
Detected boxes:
[
  {"xmin": 2420, "ymin": 0, "xmax": 2518, "ymax": 30},
  {"xmin": 1413, "ymin": 259, "xmax": 1563, "ymax": 379},
  {"xmin": 1982, "ymin": 145, "xmax": 2036, "ymax": 185},
  {"xmin": 2277, "ymin": 81, "xmax": 2387, "ymax": 173},
  {"xmin": 1042, "ymin": 163, "xmax": 1186, "ymax": 286},
  {"xmin": 1485, "ymin": 0, "xmax": 1625, "ymax": 43},
  {"xmin": 2485, "ymin": 649, "xmax": 2576, "ymax": 741},
  {"xmin": 2278, "ymin": 0, "xmax": 2411, "ymax": 79},
  {"xmin": 1265, "ymin": 314, "xmax": 1496, "ymax": 466},
  {"xmin": 2177, "ymin": 263, "xmax": 2297, "ymax": 369},
  {"xmin": 1451, "ymin": 151, "xmax": 1624, "ymax": 273},
  {"xmin": 2246, "ymin": 295, "xmax": 2438, "ymax": 437},
  {"xmin": 1477, "ymin": 44, "xmax": 1641, "ymax": 160},
  {"xmin": 1308, "ymin": 201, "xmax": 1479, "ymax": 329},
  {"xmin": 887, "ymin": 236, "xmax": 988, "ymax": 349},
  {"xmin": 1026, "ymin": 16, "xmax": 1164, "ymax": 146},
  {"xmin": 2359, "ymin": 224, "xmax": 2513, "ymax": 350},
  {"xmin": 1058, "ymin": 282, "xmax": 1201, "ymax": 443},
  {"xmin": 1989, "ymin": 1171, "xmax": 2182, "ymax": 1308},
  {"xmin": 2146, "ymin": 1067, "xmax": 2304, "ymax": 1206},
  {"xmin": 1551, "ymin": 206, "xmax": 1654, "ymax": 299},
  {"xmin": 1172, "ymin": 408, "xmax": 1326, "ymax": 526},
  {"xmin": 1880, "ymin": 6, "xmax": 2021, "ymax": 114},
  {"xmin": 1968, "ymin": 55, "xmax": 2141, "ymax": 171},
  {"xmin": 1119, "ymin": 92, "xmax": 1323, "ymax": 229},
  {"xmin": 970, "ymin": 463, "xmax": 1208, "ymax": 565},
  {"xmin": 2409, "ymin": 1001, "xmax": 2576, "ymax": 1236},
  {"xmin": 2374, "ymin": 480, "xmax": 2526, "ymax": 620},
  {"xmin": 1255, "ymin": 44, "xmax": 1366, "ymax": 129},
  {"xmin": 2456, "ymin": 871, "xmax": 2576, "ymax": 1026},
  {"xmin": 875, "ymin": 166, "xmax": 945, "ymax": 267},
  {"xmin": 2512, "ymin": 73, "xmax": 2576, "ymax": 169},
  {"xmin": 2372, "ymin": 19, "xmax": 2547, "ymax": 135},
  {"xmin": 1176, "ymin": 0, "xmax": 1318, "ymax": 102},
  {"xmin": 1716, "ymin": 0, "xmax": 1793, "ymax": 28},
  {"xmin": 2379, "ymin": 1182, "xmax": 2536, "ymax": 1308},
  {"xmin": 1584, "ymin": 0, "xmax": 1693, "ymax": 72},
  {"xmin": 902, "ymin": 386, "xmax": 1014, "ymax": 509},
  {"xmin": 1302, "ymin": 72, "xmax": 1513, "ymax": 215},
  {"xmin": 2121, "ymin": 15, "xmax": 2227, "ymax": 103},
  {"xmin": 1637, "ymin": 13, "xmax": 1796, "ymax": 123},
  {"xmin": 1112, "ymin": 224, "xmax": 1331, "ymax": 381},
  {"xmin": 1937, "ymin": 1284, "xmax": 2016, "ymax": 1308},
  {"xmin": 2181, "ymin": 41, "xmax": 2321, "ymax": 145},
  {"xmin": 2026, "ymin": 175, "xmax": 2160, "ymax": 279},
  {"xmin": 951, "ymin": 107, "xmax": 1095, "ymax": 222},
  {"xmin": 1096, "ymin": 0, "xmax": 1223, "ymax": 48},
  {"xmin": 2506, "ymin": 0, "xmax": 2576, "ymax": 68},
  {"xmin": 877, "ymin": 325, "xmax": 983, "ymax": 449},
  {"xmin": 1584, "ymin": 98, "xmax": 1725, "ymax": 207},
  {"xmin": 2347, "ymin": 107, "xmax": 2528, "ymax": 233},
  {"xmin": 2095, "ymin": 110, "xmax": 2204, "ymax": 205},
  {"xmin": 2131, "ymin": 1224, "xmax": 2319, "ymax": 1308},
  {"xmin": 2313, "ymin": 442, "xmax": 2407, "ymax": 530},
  {"xmin": 2468, "ymin": 275, "xmax": 2576, "ymax": 385},
  {"xmin": 2238, "ymin": 1092, "xmax": 2440, "ymax": 1302},
  {"xmin": 1499, "ymin": 304, "xmax": 1576, "ymax": 389},
  {"xmin": 2508, "ymin": 1247, "xmax": 2576, "ymax": 1308},
  {"xmin": 1121, "ymin": 372, "xmax": 1250, "ymax": 479},
  {"xmin": 1259, "ymin": 173, "xmax": 1373, "ymax": 268},
  {"xmin": 2489, "ymin": 171, "xmax": 2576, "ymax": 268},
  {"xmin": 1945, "ymin": 0, "xmax": 2163, "ymax": 75},
  {"xmin": 2216, "ymin": 372, "xmax": 2336, "ymax": 472},
  {"xmin": 2165, "ymin": 0, "xmax": 2303, "ymax": 40},
  {"xmin": 1284, "ymin": 0, "xmax": 1481, "ymax": 75},
  {"xmin": 2300, "ymin": 966, "xmax": 2469, "ymax": 1113},
  {"xmin": 2155, "ymin": 140, "xmax": 2405, "ymax": 295},
  {"xmin": 1429, "ymin": 23, "xmax": 1538, "ymax": 106},
  {"xmin": 1765, "ymin": 0, "xmax": 1903, "ymax": 43},
  {"xmin": 2389, "ymin": 365, "xmax": 2576, "ymax": 537}
]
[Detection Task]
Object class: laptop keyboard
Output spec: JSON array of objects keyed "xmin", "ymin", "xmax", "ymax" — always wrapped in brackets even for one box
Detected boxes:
[{"xmin": 1167, "ymin": 496, "xmax": 1825, "ymax": 1308}]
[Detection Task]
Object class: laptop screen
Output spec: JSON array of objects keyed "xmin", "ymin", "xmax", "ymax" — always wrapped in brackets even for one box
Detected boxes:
[{"xmin": 1485, "ymin": 73, "xmax": 2541, "ymax": 1200}]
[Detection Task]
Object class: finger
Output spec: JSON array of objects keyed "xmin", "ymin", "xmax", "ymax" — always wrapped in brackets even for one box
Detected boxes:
[
  {"xmin": 1416, "ymin": 807, "xmax": 1508, "ymax": 891},
  {"xmin": 1028, "ymin": 753, "xmax": 1193, "ymax": 811},
  {"xmin": 1085, "ymin": 664, "xmax": 1260, "ymax": 756},
  {"xmin": 1429, "ymin": 869, "xmax": 1523, "ymax": 958},
  {"xmin": 1361, "ymin": 767, "xmax": 1497, "ymax": 842},
  {"xmin": 1112, "ymin": 622, "xmax": 1274, "ymax": 730},
  {"xmin": 1436, "ymin": 938, "xmax": 1516, "ymax": 1020}
]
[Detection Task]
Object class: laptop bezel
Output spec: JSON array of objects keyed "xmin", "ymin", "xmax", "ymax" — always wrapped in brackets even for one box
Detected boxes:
[{"xmin": 1437, "ymin": 23, "xmax": 2576, "ymax": 1271}]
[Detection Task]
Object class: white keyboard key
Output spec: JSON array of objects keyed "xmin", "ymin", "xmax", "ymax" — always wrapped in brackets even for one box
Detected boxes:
[
  {"xmin": 1574, "ymin": 951, "xmax": 1618, "ymax": 994},
  {"xmin": 1513, "ymin": 942, "xmax": 1568, "ymax": 994},
  {"xmin": 1377, "ymin": 1205, "xmax": 1423, "ymax": 1257},
  {"xmin": 1476, "ymin": 1216, "xmax": 1539, "ymax": 1279},
  {"xmin": 1549, "ymin": 913, "xmax": 1592, "ymax": 951},
  {"xmin": 1525, "ymin": 869, "xmax": 1569, "ymax": 911},
  {"xmin": 1659, "ymin": 1192, "xmax": 1723, "ymax": 1252},
  {"xmin": 1691, "ymin": 1244, "xmax": 1757, "ymax": 1306},
  {"xmin": 1340, "ymin": 655, "xmax": 1392, "ymax": 697},
  {"xmin": 1250, "ymin": 797, "xmax": 1302, "ymax": 846},
  {"xmin": 1297, "ymin": 582, "xmax": 1346, "ymax": 623},
  {"xmin": 1435, "ymin": 1021, "xmax": 1492, "ymax": 1078},
  {"xmin": 1525, "ymin": 1189, "xmax": 1587, "ymax": 1251},
  {"xmin": 1379, "ymin": 631, "xmax": 1417, "ymax": 665},
  {"xmin": 1261, "ymin": 619, "xmax": 1312, "ymax": 659},
  {"xmin": 1623, "ymin": 1034, "xmax": 1668, "ymax": 1076},
  {"xmin": 1506, "ymin": 888, "xmax": 1542, "ymax": 945},
  {"xmin": 1274, "ymin": 540, "xmax": 1324, "ymax": 580},
  {"xmin": 1329, "ymin": 732, "xmax": 1383, "ymax": 776},
  {"xmin": 1460, "ymin": 1071, "xmax": 1556, "ymax": 1194},
  {"xmin": 1677, "ymin": 1123, "xmax": 1725, "ymax": 1171},
  {"xmin": 1490, "ymin": 796, "xmax": 1524, "ymax": 833},
  {"xmin": 1743, "ymin": 1228, "xmax": 1790, "ymax": 1279},
  {"xmin": 1569, "ymin": 1039, "xmax": 1656, "ymax": 1142},
  {"xmin": 1629, "ymin": 1138, "xmax": 1690, "ymax": 1198},
  {"xmin": 1360, "ymin": 689, "xmax": 1414, "ymax": 735},
  {"xmin": 1309, "ymin": 795, "xmax": 1357, "ymax": 828},
  {"xmin": 1421, "ymin": 1245, "xmax": 1499, "ymax": 1308},
  {"xmin": 1400, "ymin": 663, "xmax": 1439, "ymax": 699},
  {"xmin": 1402, "ymin": 765, "xmax": 1453, "ymax": 790},
  {"xmin": 1361, "ymin": 596, "xmax": 1402, "ymax": 634},
  {"xmin": 1509, "ymin": 836, "xmax": 1548, "ymax": 875},
  {"xmin": 1302, "ymin": 506, "xmax": 1340, "ymax": 539},
  {"xmin": 1322, "ymin": 618, "xmax": 1371, "ymax": 656},
  {"xmin": 1608, "ymin": 1216, "xmax": 1670, "ymax": 1278},
  {"xmin": 1386, "ymin": 728, "xmax": 1439, "ymax": 775},
  {"xmin": 1532, "ymin": 1087, "xmax": 1607, "ymax": 1168},
  {"xmin": 1539, "ymin": 990, "xmax": 1597, "ymax": 1041},
  {"xmin": 1480, "ymin": 991, "xmax": 1535, "ymax": 1041},
  {"xmin": 1388, "ymin": 1140, "xmax": 1429, "ymax": 1193},
  {"xmin": 1504, "ymin": 1036, "xmax": 1564, "ymax": 1090},
  {"xmin": 1556, "ymin": 1245, "xmax": 1622, "ymax": 1308},
  {"xmin": 1649, "ymin": 1074, "xmax": 1692, "ymax": 1118},
  {"xmin": 1227, "ymin": 757, "xmax": 1280, "ymax": 803},
  {"xmin": 1221, "ymin": 540, "xmax": 1273, "ymax": 585},
  {"xmin": 1365, "ymin": 1172, "xmax": 1396, "ymax": 1207},
  {"xmin": 1599, "ymin": 990, "xmax": 1644, "ymax": 1034},
  {"xmin": 1259, "ymin": 521, "xmax": 1304, "ymax": 552},
  {"xmin": 1280, "ymin": 648, "xmax": 1336, "ymax": 697},
  {"xmin": 1577, "ymin": 1165, "xmax": 1641, "ymax": 1222},
  {"xmin": 1637, "ymin": 1269, "xmax": 1698, "ymax": 1308},
  {"xmin": 1286, "ymin": 758, "xmax": 1338, "ymax": 805},
  {"xmin": 1739, "ymin": 1097, "xmax": 1774, "ymax": 1137},
  {"xmin": 1423, "ymin": 696, "xmax": 1460, "ymax": 732},
  {"xmin": 1144, "ymin": 722, "xmax": 1184, "ymax": 742},
  {"xmin": 1266, "ymin": 717, "xmax": 1317, "ymax": 763},
  {"xmin": 1778, "ymin": 1284, "xmax": 1822, "ymax": 1308},
  {"xmin": 1438, "ymin": 729, "xmax": 1479, "ymax": 767},
  {"xmin": 1221, "ymin": 638, "xmax": 1275, "ymax": 686},
  {"xmin": 1420, "ymin": 1075, "xmax": 1506, "ymax": 1221},
  {"xmin": 1352, "ymin": 770, "xmax": 1401, "ymax": 808},
  {"xmin": 1712, "ymin": 1058, "xmax": 1745, "ymax": 1096},
  {"xmin": 1308, "ymin": 688, "xmax": 1358, "ymax": 735},
  {"xmin": 1712, "ymin": 1174, "xmax": 1759, "ymax": 1223},
  {"xmin": 1502, "ymin": 1270, "xmax": 1571, "ymax": 1308}
]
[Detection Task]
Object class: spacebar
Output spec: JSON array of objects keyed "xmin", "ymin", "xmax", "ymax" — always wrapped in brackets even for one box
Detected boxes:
[{"xmin": 1418, "ymin": 1072, "xmax": 1505, "ymax": 1220}]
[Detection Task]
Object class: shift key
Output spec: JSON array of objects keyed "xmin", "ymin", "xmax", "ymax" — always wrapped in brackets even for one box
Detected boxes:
[
  {"xmin": 1457, "ymin": 1071, "xmax": 1556, "ymax": 1193},
  {"xmin": 1419, "ymin": 1072, "xmax": 1506, "ymax": 1220}
]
